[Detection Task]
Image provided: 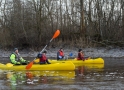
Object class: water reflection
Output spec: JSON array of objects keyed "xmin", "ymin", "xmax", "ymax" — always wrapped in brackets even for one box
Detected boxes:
[
  {"xmin": 76, "ymin": 64, "xmax": 104, "ymax": 75},
  {"xmin": 0, "ymin": 64, "xmax": 105, "ymax": 89},
  {"xmin": 75, "ymin": 64, "xmax": 104, "ymax": 83},
  {"xmin": 2, "ymin": 71, "xmax": 75, "ymax": 90}
]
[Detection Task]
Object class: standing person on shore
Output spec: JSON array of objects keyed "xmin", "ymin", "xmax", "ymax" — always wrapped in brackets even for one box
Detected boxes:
[
  {"xmin": 77, "ymin": 49, "xmax": 85, "ymax": 61},
  {"xmin": 10, "ymin": 48, "xmax": 29, "ymax": 65},
  {"xmin": 38, "ymin": 50, "xmax": 51, "ymax": 64},
  {"xmin": 57, "ymin": 48, "xmax": 64, "ymax": 60}
]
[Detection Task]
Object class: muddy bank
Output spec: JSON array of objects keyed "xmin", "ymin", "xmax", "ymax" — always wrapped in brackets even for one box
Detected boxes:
[{"xmin": 0, "ymin": 47, "xmax": 124, "ymax": 58}]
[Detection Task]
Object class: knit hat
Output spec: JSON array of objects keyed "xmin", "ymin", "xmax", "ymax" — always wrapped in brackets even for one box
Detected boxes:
[
  {"xmin": 43, "ymin": 50, "xmax": 47, "ymax": 53},
  {"xmin": 14, "ymin": 48, "xmax": 18, "ymax": 51},
  {"xmin": 78, "ymin": 49, "xmax": 82, "ymax": 52},
  {"xmin": 60, "ymin": 48, "xmax": 63, "ymax": 51}
]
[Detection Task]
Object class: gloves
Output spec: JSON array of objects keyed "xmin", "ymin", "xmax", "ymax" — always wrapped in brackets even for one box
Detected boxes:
[
  {"xmin": 20, "ymin": 57, "xmax": 26, "ymax": 62},
  {"xmin": 17, "ymin": 62, "xmax": 21, "ymax": 64},
  {"xmin": 20, "ymin": 57, "xmax": 23, "ymax": 60},
  {"xmin": 26, "ymin": 61, "xmax": 30, "ymax": 64}
]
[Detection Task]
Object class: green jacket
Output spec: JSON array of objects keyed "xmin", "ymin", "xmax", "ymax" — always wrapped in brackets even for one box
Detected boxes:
[{"xmin": 10, "ymin": 52, "xmax": 26, "ymax": 64}]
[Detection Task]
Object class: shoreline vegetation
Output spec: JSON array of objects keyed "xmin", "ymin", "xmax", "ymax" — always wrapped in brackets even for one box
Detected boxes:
[
  {"xmin": 0, "ymin": 0, "xmax": 124, "ymax": 59},
  {"xmin": 1, "ymin": 47, "xmax": 124, "ymax": 58},
  {"xmin": 0, "ymin": 0, "xmax": 124, "ymax": 52}
]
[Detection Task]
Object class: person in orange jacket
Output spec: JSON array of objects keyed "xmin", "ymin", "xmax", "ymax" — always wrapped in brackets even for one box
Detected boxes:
[{"xmin": 57, "ymin": 48, "xmax": 64, "ymax": 60}]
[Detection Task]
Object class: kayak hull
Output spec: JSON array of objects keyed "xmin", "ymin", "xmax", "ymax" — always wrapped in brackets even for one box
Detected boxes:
[
  {"xmin": 35, "ymin": 58, "xmax": 104, "ymax": 64},
  {"xmin": 0, "ymin": 58, "xmax": 104, "ymax": 71},
  {"xmin": 0, "ymin": 61, "xmax": 75, "ymax": 71}
]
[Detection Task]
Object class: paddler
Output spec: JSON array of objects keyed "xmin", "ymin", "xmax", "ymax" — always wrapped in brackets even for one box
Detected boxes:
[
  {"xmin": 10, "ymin": 48, "xmax": 29, "ymax": 65},
  {"xmin": 77, "ymin": 49, "xmax": 85, "ymax": 61},
  {"xmin": 38, "ymin": 50, "xmax": 51, "ymax": 64},
  {"xmin": 57, "ymin": 48, "xmax": 64, "ymax": 60}
]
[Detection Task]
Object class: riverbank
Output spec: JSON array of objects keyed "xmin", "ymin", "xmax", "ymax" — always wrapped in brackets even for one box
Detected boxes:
[{"xmin": 0, "ymin": 47, "xmax": 124, "ymax": 58}]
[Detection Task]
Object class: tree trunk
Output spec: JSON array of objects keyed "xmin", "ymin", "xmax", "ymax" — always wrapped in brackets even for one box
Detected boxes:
[{"xmin": 80, "ymin": 0, "xmax": 85, "ymax": 36}]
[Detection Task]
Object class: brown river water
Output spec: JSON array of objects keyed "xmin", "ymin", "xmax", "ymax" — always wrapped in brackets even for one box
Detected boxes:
[{"xmin": 0, "ymin": 57, "xmax": 124, "ymax": 90}]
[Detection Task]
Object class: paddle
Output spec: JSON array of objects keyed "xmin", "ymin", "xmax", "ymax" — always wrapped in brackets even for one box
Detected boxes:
[
  {"xmin": 26, "ymin": 30, "xmax": 60, "ymax": 69},
  {"xmin": 6, "ymin": 63, "xmax": 14, "ymax": 67}
]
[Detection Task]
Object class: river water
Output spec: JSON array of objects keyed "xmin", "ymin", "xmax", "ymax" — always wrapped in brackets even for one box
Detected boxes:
[{"xmin": 0, "ymin": 57, "xmax": 124, "ymax": 90}]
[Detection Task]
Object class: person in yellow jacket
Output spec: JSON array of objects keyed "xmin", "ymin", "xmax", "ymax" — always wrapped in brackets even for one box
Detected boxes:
[{"xmin": 10, "ymin": 48, "xmax": 29, "ymax": 65}]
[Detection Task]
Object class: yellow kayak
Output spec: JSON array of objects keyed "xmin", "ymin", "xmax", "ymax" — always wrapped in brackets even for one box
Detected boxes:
[
  {"xmin": 0, "ymin": 61, "xmax": 75, "ymax": 71},
  {"xmin": 34, "ymin": 57, "xmax": 104, "ymax": 64}
]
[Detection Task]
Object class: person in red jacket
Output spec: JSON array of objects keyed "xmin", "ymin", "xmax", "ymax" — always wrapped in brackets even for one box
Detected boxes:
[
  {"xmin": 77, "ymin": 49, "xmax": 85, "ymax": 61},
  {"xmin": 39, "ymin": 51, "xmax": 51, "ymax": 64},
  {"xmin": 57, "ymin": 48, "xmax": 64, "ymax": 60}
]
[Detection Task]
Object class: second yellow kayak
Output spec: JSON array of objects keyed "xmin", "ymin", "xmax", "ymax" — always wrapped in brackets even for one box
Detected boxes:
[{"xmin": 34, "ymin": 57, "xmax": 104, "ymax": 64}]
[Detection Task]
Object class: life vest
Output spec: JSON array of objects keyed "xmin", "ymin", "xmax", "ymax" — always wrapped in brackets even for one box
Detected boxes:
[
  {"xmin": 58, "ymin": 50, "xmax": 64, "ymax": 56},
  {"xmin": 10, "ymin": 52, "xmax": 19, "ymax": 63},
  {"xmin": 39, "ymin": 54, "xmax": 47, "ymax": 62},
  {"xmin": 77, "ymin": 52, "xmax": 84, "ymax": 60}
]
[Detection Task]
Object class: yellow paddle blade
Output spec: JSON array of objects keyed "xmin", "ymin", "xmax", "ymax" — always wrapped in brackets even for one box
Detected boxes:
[
  {"xmin": 6, "ymin": 63, "xmax": 14, "ymax": 67},
  {"xmin": 34, "ymin": 59, "xmax": 39, "ymax": 63}
]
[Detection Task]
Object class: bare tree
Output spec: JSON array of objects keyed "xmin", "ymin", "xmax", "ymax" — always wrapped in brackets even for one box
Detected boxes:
[
  {"xmin": 80, "ymin": 0, "xmax": 85, "ymax": 36},
  {"xmin": 0, "ymin": 0, "xmax": 124, "ymax": 49}
]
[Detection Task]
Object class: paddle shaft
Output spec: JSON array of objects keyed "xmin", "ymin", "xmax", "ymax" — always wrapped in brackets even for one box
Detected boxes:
[
  {"xmin": 26, "ymin": 30, "xmax": 60, "ymax": 69},
  {"xmin": 38, "ymin": 30, "xmax": 60, "ymax": 54},
  {"xmin": 32, "ymin": 38, "xmax": 53, "ymax": 62},
  {"xmin": 39, "ymin": 38, "xmax": 53, "ymax": 54}
]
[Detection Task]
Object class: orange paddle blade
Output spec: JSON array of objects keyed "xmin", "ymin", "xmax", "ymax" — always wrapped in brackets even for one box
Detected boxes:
[
  {"xmin": 26, "ymin": 61, "xmax": 34, "ymax": 69},
  {"xmin": 52, "ymin": 30, "xmax": 60, "ymax": 39}
]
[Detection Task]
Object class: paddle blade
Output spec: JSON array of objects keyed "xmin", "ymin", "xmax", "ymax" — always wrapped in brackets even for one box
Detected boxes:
[
  {"xmin": 6, "ymin": 63, "xmax": 13, "ymax": 67},
  {"xmin": 26, "ymin": 61, "xmax": 33, "ymax": 69},
  {"xmin": 52, "ymin": 30, "xmax": 60, "ymax": 39},
  {"xmin": 34, "ymin": 58, "xmax": 39, "ymax": 63}
]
